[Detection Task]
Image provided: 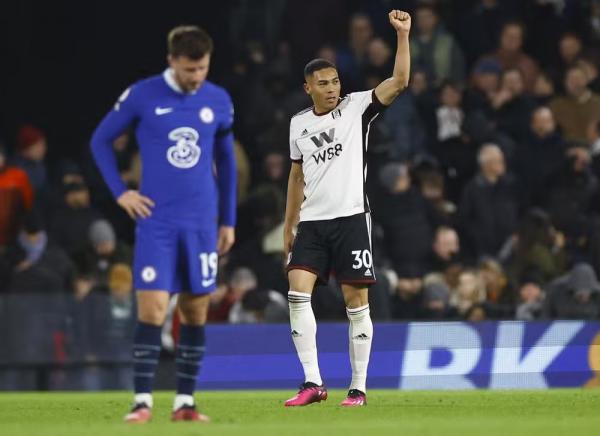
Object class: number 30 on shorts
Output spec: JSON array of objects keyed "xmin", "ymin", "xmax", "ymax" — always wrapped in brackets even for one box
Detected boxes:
[{"xmin": 351, "ymin": 250, "xmax": 373, "ymax": 270}]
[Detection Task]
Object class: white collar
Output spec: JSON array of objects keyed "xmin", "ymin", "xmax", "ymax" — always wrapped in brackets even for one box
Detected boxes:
[{"xmin": 163, "ymin": 68, "xmax": 197, "ymax": 95}]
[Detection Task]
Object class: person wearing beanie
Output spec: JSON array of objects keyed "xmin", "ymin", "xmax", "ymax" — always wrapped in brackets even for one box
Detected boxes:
[
  {"xmin": 75, "ymin": 219, "xmax": 132, "ymax": 294},
  {"xmin": 13, "ymin": 124, "xmax": 48, "ymax": 194}
]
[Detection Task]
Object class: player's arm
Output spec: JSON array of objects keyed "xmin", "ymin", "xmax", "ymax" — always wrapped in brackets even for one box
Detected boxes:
[
  {"xmin": 283, "ymin": 162, "xmax": 304, "ymax": 259},
  {"xmin": 214, "ymin": 95, "xmax": 237, "ymax": 255},
  {"xmin": 90, "ymin": 87, "xmax": 154, "ymax": 219},
  {"xmin": 374, "ymin": 10, "xmax": 411, "ymax": 106}
]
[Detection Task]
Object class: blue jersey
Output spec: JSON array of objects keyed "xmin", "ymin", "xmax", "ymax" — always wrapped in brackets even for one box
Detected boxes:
[{"xmin": 91, "ymin": 69, "xmax": 236, "ymax": 229}]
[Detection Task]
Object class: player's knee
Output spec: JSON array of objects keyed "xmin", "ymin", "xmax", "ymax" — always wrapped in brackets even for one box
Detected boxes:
[{"xmin": 137, "ymin": 299, "xmax": 169, "ymax": 325}]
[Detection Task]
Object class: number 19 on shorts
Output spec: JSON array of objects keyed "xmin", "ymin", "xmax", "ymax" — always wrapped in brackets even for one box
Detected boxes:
[{"xmin": 199, "ymin": 252, "xmax": 218, "ymax": 287}]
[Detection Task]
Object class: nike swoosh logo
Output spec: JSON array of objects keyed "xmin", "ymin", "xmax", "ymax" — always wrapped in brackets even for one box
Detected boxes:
[
  {"xmin": 155, "ymin": 107, "xmax": 173, "ymax": 115},
  {"xmin": 201, "ymin": 279, "xmax": 215, "ymax": 287}
]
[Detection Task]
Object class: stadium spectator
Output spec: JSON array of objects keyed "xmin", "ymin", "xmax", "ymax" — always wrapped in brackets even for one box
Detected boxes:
[
  {"xmin": 458, "ymin": 144, "xmax": 518, "ymax": 259},
  {"xmin": 532, "ymin": 70, "xmax": 556, "ymax": 105},
  {"xmin": 6, "ymin": 211, "xmax": 75, "ymax": 294},
  {"xmin": 375, "ymin": 162, "xmax": 437, "ymax": 277},
  {"xmin": 515, "ymin": 107, "xmax": 566, "ymax": 208},
  {"xmin": 229, "ymin": 288, "xmax": 288, "ymax": 323},
  {"xmin": 515, "ymin": 272, "xmax": 545, "ymax": 320},
  {"xmin": 391, "ymin": 267, "xmax": 425, "ymax": 320},
  {"xmin": 74, "ymin": 219, "xmax": 132, "ymax": 295},
  {"xmin": 0, "ymin": 144, "xmax": 34, "ymax": 249},
  {"xmin": 426, "ymin": 226, "xmax": 461, "ymax": 274},
  {"xmin": 542, "ymin": 145, "xmax": 598, "ymax": 241},
  {"xmin": 544, "ymin": 263, "xmax": 600, "ymax": 319},
  {"xmin": 48, "ymin": 180, "xmax": 102, "ymax": 258},
  {"xmin": 409, "ymin": 2, "xmax": 465, "ymax": 86},
  {"xmin": 491, "ymin": 68, "xmax": 536, "ymax": 143},
  {"xmin": 556, "ymin": 33, "xmax": 584, "ymax": 83},
  {"xmin": 335, "ymin": 13, "xmax": 374, "ymax": 92},
  {"xmin": 465, "ymin": 58, "xmax": 502, "ymax": 116},
  {"xmin": 481, "ymin": 21, "xmax": 539, "ymax": 91},
  {"xmin": 504, "ymin": 208, "xmax": 567, "ymax": 286},
  {"xmin": 550, "ymin": 65, "xmax": 600, "ymax": 142},
  {"xmin": 450, "ymin": 269, "xmax": 486, "ymax": 318},
  {"xmin": 421, "ymin": 277, "xmax": 454, "ymax": 320},
  {"xmin": 457, "ymin": 0, "xmax": 513, "ymax": 67},
  {"xmin": 13, "ymin": 124, "xmax": 48, "ymax": 196}
]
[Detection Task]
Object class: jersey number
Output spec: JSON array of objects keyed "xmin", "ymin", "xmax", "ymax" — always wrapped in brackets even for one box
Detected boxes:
[
  {"xmin": 351, "ymin": 250, "xmax": 372, "ymax": 270},
  {"xmin": 199, "ymin": 252, "xmax": 218, "ymax": 286}
]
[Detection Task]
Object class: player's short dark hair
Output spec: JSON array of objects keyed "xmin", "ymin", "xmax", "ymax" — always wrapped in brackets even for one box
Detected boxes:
[
  {"xmin": 304, "ymin": 58, "xmax": 337, "ymax": 79},
  {"xmin": 168, "ymin": 25, "xmax": 213, "ymax": 59}
]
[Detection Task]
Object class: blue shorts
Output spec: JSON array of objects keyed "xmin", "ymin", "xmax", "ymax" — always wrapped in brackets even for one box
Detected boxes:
[{"xmin": 133, "ymin": 220, "xmax": 218, "ymax": 294}]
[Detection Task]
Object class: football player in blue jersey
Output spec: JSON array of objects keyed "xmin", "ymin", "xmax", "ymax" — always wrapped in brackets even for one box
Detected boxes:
[{"xmin": 91, "ymin": 25, "xmax": 236, "ymax": 423}]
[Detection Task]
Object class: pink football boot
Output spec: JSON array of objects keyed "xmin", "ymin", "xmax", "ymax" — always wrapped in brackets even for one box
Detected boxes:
[
  {"xmin": 340, "ymin": 389, "xmax": 367, "ymax": 407},
  {"xmin": 284, "ymin": 382, "xmax": 328, "ymax": 407}
]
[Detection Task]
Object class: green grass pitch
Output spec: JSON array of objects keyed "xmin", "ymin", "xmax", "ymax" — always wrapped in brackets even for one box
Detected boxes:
[{"xmin": 1, "ymin": 389, "xmax": 599, "ymax": 436}]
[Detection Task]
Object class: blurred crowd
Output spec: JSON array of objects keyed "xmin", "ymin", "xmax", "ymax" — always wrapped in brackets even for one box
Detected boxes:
[{"xmin": 3, "ymin": 0, "xmax": 600, "ymax": 325}]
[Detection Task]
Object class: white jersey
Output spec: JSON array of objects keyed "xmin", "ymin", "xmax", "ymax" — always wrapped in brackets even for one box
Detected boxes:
[{"xmin": 289, "ymin": 90, "xmax": 384, "ymax": 222}]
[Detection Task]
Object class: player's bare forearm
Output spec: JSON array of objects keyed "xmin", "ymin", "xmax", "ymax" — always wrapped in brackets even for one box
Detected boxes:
[
  {"xmin": 283, "ymin": 162, "xmax": 304, "ymax": 253},
  {"xmin": 375, "ymin": 10, "xmax": 411, "ymax": 106},
  {"xmin": 284, "ymin": 163, "xmax": 304, "ymax": 232}
]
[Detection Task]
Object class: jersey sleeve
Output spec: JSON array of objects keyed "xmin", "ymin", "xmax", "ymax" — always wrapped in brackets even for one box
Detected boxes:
[
  {"xmin": 349, "ymin": 89, "xmax": 386, "ymax": 118},
  {"xmin": 289, "ymin": 120, "xmax": 302, "ymax": 163},
  {"xmin": 216, "ymin": 90, "xmax": 234, "ymax": 137},
  {"xmin": 90, "ymin": 85, "xmax": 140, "ymax": 199},
  {"xmin": 214, "ymin": 90, "xmax": 237, "ymax": 226}
]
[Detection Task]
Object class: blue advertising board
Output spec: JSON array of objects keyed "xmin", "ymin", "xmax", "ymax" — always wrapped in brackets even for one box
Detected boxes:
[{"xmin": 198, "ymin": 321, "xmax": 600, "ymax": 390}]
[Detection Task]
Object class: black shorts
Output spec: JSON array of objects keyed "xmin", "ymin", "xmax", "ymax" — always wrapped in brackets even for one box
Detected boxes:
[{"xmin": 287, "ymin": 212, "xmax": 376, "ymax": 286}]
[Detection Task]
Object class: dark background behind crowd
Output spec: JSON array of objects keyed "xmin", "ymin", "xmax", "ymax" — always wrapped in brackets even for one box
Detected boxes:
[{"xmin": 3, "ymin": 0, "xmax": 600, "ymax": 332}]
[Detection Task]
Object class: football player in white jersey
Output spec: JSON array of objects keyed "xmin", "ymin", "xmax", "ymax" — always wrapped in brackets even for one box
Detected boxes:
[{"xmin": 283, "ymin": 10, "xmax": 411, "ymax": 407}]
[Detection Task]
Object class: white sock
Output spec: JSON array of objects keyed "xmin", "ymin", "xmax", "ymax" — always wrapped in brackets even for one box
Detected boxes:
[
  {"xmin": 173, "ymin": 394, "xmax": 195, "ymax": 411},
  {"xmin": 288, "ymin": 290, "xmax": 322, "ymax": 386},
  {"xmin": 134, "ymin": 393, "xmax": 153, "ymax": 408},
  {"xmin": 347, "ymin": 304, "xmax": 373, "ymax": 393}
]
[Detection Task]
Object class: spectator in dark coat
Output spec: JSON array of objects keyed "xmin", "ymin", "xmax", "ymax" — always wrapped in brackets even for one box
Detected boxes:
[
  {"xmin": 544, "ymin": 263, "xmax": 600, "ymax": 319},
  {"xmin": 459, "ymin": 144, "xmax": 518, "ymax": 259},
  {"xmin": 542, "ymin": 146, "xmax": 598, "ymax": 240},
  {"xmin": 515, "ymin": 107, "xmax": 566, "ymax": 208},
  {"xmin": 7, "ymin": 212, "xmax": 75, "ymax": 294},
  {"xmin": 49, "ymin": 180, "xmax": 102, "ymax": 258},
  {"xmin": 491, "ymin": 68, "xmax": 536, "ymax": 143},
  {"xmin": 374, "ymin": 163, "xmax": 438, "ymax": 276}
]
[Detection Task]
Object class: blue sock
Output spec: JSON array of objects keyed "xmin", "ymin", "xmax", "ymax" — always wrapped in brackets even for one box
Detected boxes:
[
  {"xmin": 133, "ymin": 321, "xmax": 162, "ymax": 395},
  {"xmin": 176, "ymin": 324, "xmax": 206, "ymax": 396}
]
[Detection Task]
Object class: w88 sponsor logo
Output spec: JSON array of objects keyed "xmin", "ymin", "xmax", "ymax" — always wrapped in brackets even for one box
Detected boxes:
[{"xmin": 312, "ymin": 143, "xmax": 343, "ymax": 164}]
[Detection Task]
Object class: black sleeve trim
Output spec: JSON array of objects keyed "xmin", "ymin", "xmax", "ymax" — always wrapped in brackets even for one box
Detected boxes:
[
  {"xmin": 291, "ymin": 158, "xmax": 303, "ymax": 163},
  {"xmin": 371, "ymin": 89, "xmax": 387, "ymax": 113}
]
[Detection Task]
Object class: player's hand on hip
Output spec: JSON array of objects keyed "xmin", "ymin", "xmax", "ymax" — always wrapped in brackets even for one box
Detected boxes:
[
  {"xmin": 217, "ymin": 226, "xmax": 235, "ymax": 255},
  {"xmin": 389, "ymin": 10, "xmax": 411, "ymax": 34},
  {"xmin": 117, "ymin": 190, "xmax": 155, "ymax": 219}
]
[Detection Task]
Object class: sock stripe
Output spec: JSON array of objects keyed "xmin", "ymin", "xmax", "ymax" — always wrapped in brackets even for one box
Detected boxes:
[
  {"xmin": 176, "ymin": 372, "xmax": 198, "ymax": 380},
  {"xmin": 134, "ymin": 372, "xmax": 155, "ymax": 378},
  {"xmin": 133, "ymin": 358, "xmax": 159, "ymax": 364},
  {"xmin": 347, "ymin": 305, "xmax": 370, "ymax": 315},
  {"xmin": 134, "ymin": 344, "xmax": 161, "ymax": 351},
  {"xmin": 178, "ymin": 345, "xmax": 206, "ymax": 351},
  {"xmin": 176, "ymin": 358, "xmax": 203, "ymax": 365}
]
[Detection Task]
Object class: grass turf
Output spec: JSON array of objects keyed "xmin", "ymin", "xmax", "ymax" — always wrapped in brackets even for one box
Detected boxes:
[{"xmin": 1, "ymin": 389, "xmax": 599, "ymax": 436}]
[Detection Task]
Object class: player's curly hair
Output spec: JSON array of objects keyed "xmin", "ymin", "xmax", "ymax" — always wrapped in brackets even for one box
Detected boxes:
[{"xmin": 168, "ymin": 25, "xmax": 213, "ymax": 59}]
